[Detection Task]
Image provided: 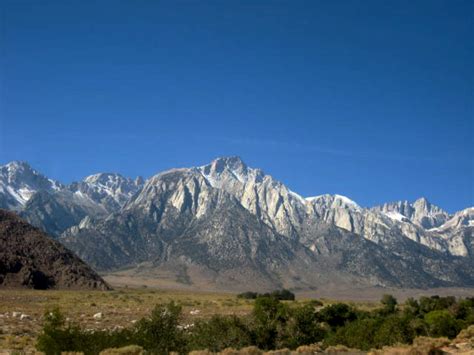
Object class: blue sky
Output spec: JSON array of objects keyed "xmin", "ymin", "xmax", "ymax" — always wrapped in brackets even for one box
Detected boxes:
[{"xmin": 0, "ymin": 0, "xmax": 472, "ymax": 212}]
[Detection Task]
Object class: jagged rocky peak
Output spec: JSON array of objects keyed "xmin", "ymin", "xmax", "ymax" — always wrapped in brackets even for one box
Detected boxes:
[
  {"xmin": 373, "ymin": 197, "xmax": 450, "ymax": 229},
  {"xmin": 204, "ymin": 156, "xmax": 247, "ymax": 174},
  {"xmin": 201, "ymin": 157, "xmax": 306, "ymax": 229},
  {"xmin": 68, "ymin": 172, "xmax": 144, "ymax": 211},
  {"xmin": 437, "ymin": 207, "xmax": 474, "ymax": 231},
  {"xmin": 0, "ymin": 161, "xmax": 63, "ymax": 209},
  {"xmin": 83, "ymin": 172, "xmax": 142, "ymax": 188},
  {"xmin": 134, "ymin": 175, "xmax": 145, "ymax": 186},
  {"xmin": 127, "ymin": 157, "xmax": 305, "ymax": 238},
  {"xmin": 3, "ymin": 160, "xmax": 31, "ymax": 174},
  {"xmin": 128, "ymin": 167, "xmax": 216, "ymax": 217},
  {"xmin": 1, "ymin": 161, "xmax": 62, "ymax": 190},
  {"xmin": 198, "ymin": 156, "xmax": 265, "ymax": 186},
  {"xmin": 304, "ymin": 194, "xmax": 364, "ymax": 234},
  {"xmin": 412, "ymin": 197, "xmax": 446, "ymax": 215}
]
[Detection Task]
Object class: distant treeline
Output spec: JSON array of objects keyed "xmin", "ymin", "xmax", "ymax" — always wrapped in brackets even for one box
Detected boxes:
[
  {"xmin": 37, "ymin": 294, "xmax": 474, "ymax": 354},
  {"xmin": 237, "ymin": 289, "xmax": 296, "ymax": 301}
]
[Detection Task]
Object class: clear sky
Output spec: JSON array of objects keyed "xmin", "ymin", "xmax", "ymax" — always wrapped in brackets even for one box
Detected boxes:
[{"xmin": 1, "ymin": 0, "xmax": 472, "ymax": 212}]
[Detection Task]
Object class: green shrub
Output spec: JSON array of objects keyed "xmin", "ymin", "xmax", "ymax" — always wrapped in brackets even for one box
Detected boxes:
[
  {"xmin": 36, "ymin": 308, "xmax": 133, "ymax": 355},
  {"xmin": 317, "ymin": 303, "xmax": 357, "ymax": 329},
  {"xmin": 35, "ymin": 295, "xmax": 474, "ymax": 353},
  {"xmin": 307, "ymin": 299, "xmax": 323, "ymax": 308},
  {"xmin": 278, "ymin": 304, "xmax": 326, "ymax": 349},
  {"xmin": 424, "ymin": 310, "xmax": 461, "ymax": 338},
  {"xmin": 37, "ymin": 303, "xmax": 185, "ymax": 354},
  {"xmin": 419, "ymin": 295, "xmax": 457, "ymax": 315},
  {"xmin": 373, "ymin": 315, "xmax": 415, "ymax": 347},
  {"xmin": 453, "ymin": 297, "xmax": 474, "ymax": 323},
  {"xmin": 267, "ymin": 289, "xmax": 295, "ymax": 301},
  {"xmin": 380, "ymin": 294, "xmax": 397, "ymax": 314},
  {"xmin": 133, "ymin": 301, "xmax": 187, "ymax": 353},
  {"xmin": 237, "ymin": 289, "xmax": 295, "ymax": 301},
  {"xmin": 252, "ymin": 296, "xmax": 289, "ymax": 350},
  {"xmin": 188, "ymin": 315, "xmax": 252, "ymax": 351},
  {"xmin": 403, "ymin": 297, "xmax": 420, "ymax": 317},
  {"xmin": 237, "ymin": 291, "xmax": 259, "ymax": 299},
  {"xmin": 324, "ymin": 317, "xmax": 381, "ymax": 350}
]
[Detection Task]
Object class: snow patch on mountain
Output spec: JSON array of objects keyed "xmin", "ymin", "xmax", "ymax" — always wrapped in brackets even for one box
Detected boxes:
[
  {"xmin": 306, "ymin": 194, "xmax": 361, "ymax": 211},
  {"xmin": 288, "ymin": 190, "xmax": 305, "ymax": 204},
  {"xmin": 384, "ymin": 211, "xmax": 408, "ymax": 222}
]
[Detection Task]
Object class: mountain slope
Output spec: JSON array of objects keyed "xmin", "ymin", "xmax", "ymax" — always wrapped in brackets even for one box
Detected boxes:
[
  {"xmin": 61, "ymin": 162, "xmax": 474, "ymax": 290},
  {"xmin": 0, "ymin": 209, "xmax": 109, "ymax": 290},
  {"xmin": 61, "ymin": 169, "xmax": 314, "ymax": 290},
  {"xmin": 20, "ymin": 190, "xmax": 109, "ymax": 237}
]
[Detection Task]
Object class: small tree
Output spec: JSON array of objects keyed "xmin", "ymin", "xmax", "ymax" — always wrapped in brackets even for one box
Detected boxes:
[
  {"xmin": 317, "ymin": 303, "xmax": 357, "ymax": 329},
  {"xmin": 279, "ymin": 304, "xmax": 326, "ymax": 349},
  {"xmin": 252, "ymin": 296, "xmax": 289, "ymax": 349},
  {"xmin": 373, "ymin": 315, "xmax": 415, "ymax": 347},
  {"xmin": 36, "ymin": 308, "xmax": 67, "ymax": 354},
  {"xmin": 403, "ymin": 297, "xmax": 420, "ymax": 316},
  {"xmin": 134, "ymin": 302, "xmax": 187, "ymax": 353},
  {"xmin": 324, "ymin": 318, "xmax": 381, "ymax": 350},
  {"xmin": 188, "ymin": 315, "xmax": 252, "ymax": 351},
  {"xmin": 381, "ymin": 294, "xmax": 397, "ymax": 314},
  {"xmin": 237, "ymin": 291, "xmax": 259, "ymax": 299},
  {"xmin": 424, "ymin": 310, "xmax": 461, "ymax": 338},
  {"xmin": 271, "ymin": 289, "xmax": 296, "ymax": 301}
]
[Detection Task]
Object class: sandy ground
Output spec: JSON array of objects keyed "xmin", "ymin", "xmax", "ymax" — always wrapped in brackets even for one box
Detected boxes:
[{"xmin": 103, "ymin": 272, "xmax": 474, "ymax": 302}]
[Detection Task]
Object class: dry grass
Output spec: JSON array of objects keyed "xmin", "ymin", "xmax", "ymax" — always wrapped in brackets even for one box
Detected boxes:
[
  {"xmin": 0, "ymin": 287, "xmax": 341, "ymax": 353},
  {"xmin": 0, "ymin": 287, "xmax": 255, "ymax": 352},
  {"xmin": 99, "ymin": 345, "xmax": 144, "ymax": 354},
  {"xmin": 368, "ymin": 329, "xmax": 474, "ymax": 354},
  {"xmin": 2, "ymin": 287, "xmax": 471, "ymax": 354}
]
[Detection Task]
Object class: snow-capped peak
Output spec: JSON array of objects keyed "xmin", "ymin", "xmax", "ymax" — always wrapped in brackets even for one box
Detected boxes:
[
  {"xmin": 5, "ymin": 160, "xmax": 32, "ymax": 171},
  {"xmin": 0, "ymin": 161, "xmax": 63, "ymax": 209},
  {"xmin": 70, "ymin": 172, "xmax": 144, "ymax": 210},
  {"xmin": 84, "ymin": 172, "xmax": 127, "ymax": 186}
]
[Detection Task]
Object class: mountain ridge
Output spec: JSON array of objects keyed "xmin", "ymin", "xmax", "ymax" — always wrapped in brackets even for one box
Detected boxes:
[{"xmin": 0, "ymin": 157, "xmax": 472, "ymax": 291}]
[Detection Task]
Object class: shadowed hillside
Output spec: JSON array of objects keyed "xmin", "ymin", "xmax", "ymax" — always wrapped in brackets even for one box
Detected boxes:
[{"xmin": 0, "ymin": 209, "xmax": 109, "ymax": 290}]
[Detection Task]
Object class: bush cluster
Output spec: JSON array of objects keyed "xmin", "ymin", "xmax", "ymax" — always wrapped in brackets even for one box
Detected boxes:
[
  {"xmin": 323, "ymin": 295, "xmax": 474, "ymax": 350},
  {"xmin": 36, "ymin": 294, "xmax": 474, "ymax": 354},
  {"xmin": 237, "ymin": 289, "xmax": 295, "ymax": 301}
]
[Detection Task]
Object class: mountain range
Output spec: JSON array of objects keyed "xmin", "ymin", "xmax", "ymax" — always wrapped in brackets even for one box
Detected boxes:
[{"xmin": 1, "ymin": 158, "xmax": 473, "ymax": 292}]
